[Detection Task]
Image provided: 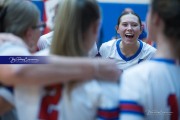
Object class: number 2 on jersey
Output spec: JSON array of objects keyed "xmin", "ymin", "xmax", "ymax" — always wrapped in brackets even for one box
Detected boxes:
[{"xmin": 39, "ymin": 85, "xmax": 62, "ymax": 120}]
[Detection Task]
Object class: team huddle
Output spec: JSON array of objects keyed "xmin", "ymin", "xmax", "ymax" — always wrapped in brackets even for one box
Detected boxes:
[{"xmin": 0, "ymin": 0, "xmax": 179, "ymax": 120}]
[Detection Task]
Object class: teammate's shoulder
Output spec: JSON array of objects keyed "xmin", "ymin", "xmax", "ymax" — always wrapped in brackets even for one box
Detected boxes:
[
  {"xmin": 101, "ymin": 39, "xmax": 117, "ymax": 47},
  {"xmin": 40, "ymin": 31, "xmax": 54, "ymax": 39},
  {"xmin": 100, "ymin": 39, "xmax": 118, "ymax": 52},
  {"xmin": 39, "ymin": 31, "xmax": 54, "ymax": 43},
  {"xmin": 0, "ymin": 42, "xmax": 30, "ymax": 55},
  {"xmin": 123, "ymin": 60, "xmax": 157, "ymax": 79},
  {"xmin": 141, "ymin": 41, "xmax": 156, "ymax": 52}
]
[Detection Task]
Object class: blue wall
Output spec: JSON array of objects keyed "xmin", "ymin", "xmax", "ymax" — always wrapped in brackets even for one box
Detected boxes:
[
  {"xmin": 32, "ymin": 1, "xmax": 44, "ymax": 21},
  {"xmin": 98, "ymin": 3, "xmax": 148, "ymax": 47}
]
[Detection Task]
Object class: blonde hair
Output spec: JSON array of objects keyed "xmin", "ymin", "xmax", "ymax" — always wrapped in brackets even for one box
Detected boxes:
[
  {"xmin": 51, "ymin": 0, "xmax": 100, "ymax": 93},
  {"xmin": 51, "ymin": 0, "xmax": 100, "ymax": 57}
]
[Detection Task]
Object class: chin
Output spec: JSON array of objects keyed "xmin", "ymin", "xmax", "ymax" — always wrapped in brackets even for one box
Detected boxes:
[{"xmin": 123, "ymin": 38, "xmax": 137, "ymax": 45}]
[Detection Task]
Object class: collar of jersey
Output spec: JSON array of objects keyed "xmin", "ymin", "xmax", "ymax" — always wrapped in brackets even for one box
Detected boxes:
[{"xmin": 116, "ymin": 39, "xmax": 143, "ymax": 61}]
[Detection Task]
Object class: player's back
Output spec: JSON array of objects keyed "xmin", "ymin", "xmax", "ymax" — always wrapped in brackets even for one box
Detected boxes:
[{"xmin": 119, "ymin": 58, "xmax": 180, "ymax": 120}]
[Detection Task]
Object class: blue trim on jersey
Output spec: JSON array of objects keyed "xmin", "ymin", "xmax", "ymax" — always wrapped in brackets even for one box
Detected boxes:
[
  {"xmin": 98, "ymin": 107, "xmax": 119, "ymax": 112},
  {"xmin": 0, "ymin": 84, "xmax": 14, "ymax": 93},
  {"xmin": 6, "ymin": 87, "xmax": 14, "ymax": 93},
  {"xmin": 151, "ymin": 58, "xmax": 176, "ymax": 65},
  {"xmin": 120, "ymin": 110, "xmax": 145, "ymax": 116},
  {"xmin": 120, "ymin": 101, "xmax": 139, "ymax": 105},
  {"xmin": 97, "ymin": 116, "xmax": 119, "ymax": 120},
  {"xmin": 116, "ymin": 40, "xmax": 143, "ymax": 61}
]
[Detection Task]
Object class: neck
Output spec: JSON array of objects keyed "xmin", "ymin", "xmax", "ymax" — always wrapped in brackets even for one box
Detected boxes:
[
  {"xmin": 120, "ymin": 41, "xmax": 140, "ymax": 57},
  {"xmin": 155, "ymin": 33, "xmax": 176, "ymax": 59}
]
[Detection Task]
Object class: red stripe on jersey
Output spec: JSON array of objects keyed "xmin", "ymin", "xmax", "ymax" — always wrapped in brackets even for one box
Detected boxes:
[
  {"xmin": 97, "ymin": 108, "xmax": 119, "ymax": 119},
  {"xmin": 119, "ymin": 101, "xmax": 144, "ymax": 116},
  {"xmin": 120, "ymin": 104, "xmax": 144, "ymax": 113}
]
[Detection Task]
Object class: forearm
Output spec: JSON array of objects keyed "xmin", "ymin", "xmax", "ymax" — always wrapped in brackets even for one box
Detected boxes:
[
  {"xmin": 0, "ymin": 57, "xmax": 95, "ymax": 86},
  {"xmin": 0, "ymin": 56, "xmax": 120, "ymax": 86},
  {"xmin": 15, "ymin": 58, "xmax": 95, "ymax": 86}
]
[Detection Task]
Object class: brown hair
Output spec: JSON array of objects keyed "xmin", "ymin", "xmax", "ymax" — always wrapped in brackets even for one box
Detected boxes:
[
  {"xmin": 115, "ymin": 12, "xmax": 142, "ymax": 39},
  {"xmin": 0, "ymin": 0, "xmax": 40, "ymax": 39},
  {"xmin": 152, "ymin": 0, "xmax": 180, "ymax": 60}
]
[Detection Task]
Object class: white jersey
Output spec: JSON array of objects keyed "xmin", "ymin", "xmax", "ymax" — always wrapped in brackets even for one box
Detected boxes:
[
  {"xmin": 99, "ymin": 39, "xmax": 156, "ymax": 70},
  {"xmin": 0, "ymin": 42, "xmax": 30, "ymax": 104},
  {"xmin": 15, "ymin": 80, "xmax": 119, "ymax": 120},
  {"xmin": 119, "ymin": 58, "xmax": 180, "ymax": 120},
  {"xmin": 0, "ymin": 42, "xmax": 30, "ymax": 120},
  {"xmin": 37, "ymin": 31, "xmax": 98, "ymax": 57},
  {"xmin": 37, "ymin": 31, "xmax": 54, "ymax": 50},
  {"xmin": 12, "ymin": 48, "xmax": 119, "ymax": 120}
]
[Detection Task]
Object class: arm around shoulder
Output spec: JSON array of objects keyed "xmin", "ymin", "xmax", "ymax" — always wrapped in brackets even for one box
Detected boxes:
[{"xmin": 0, "ymin": 56, "xmax": 121, "ymax": 86}]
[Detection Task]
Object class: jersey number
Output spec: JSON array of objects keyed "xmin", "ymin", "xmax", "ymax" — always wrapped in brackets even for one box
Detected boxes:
[
  {"xmin": 168, "ymin": 94, "xmax": 179, "ymax": 120},
  {"xmin": 38, "ymin": 85, "xmax": 62, "ymax": 120}
]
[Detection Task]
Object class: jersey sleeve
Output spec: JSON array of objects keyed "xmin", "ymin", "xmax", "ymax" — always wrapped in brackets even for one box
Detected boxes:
[
  {"xmin": 119, "ymin": 69, "xmax": 148, "ymax": 120},
  {"xmin": 99, "ymin": 42, "xmax": 112, "ymax": 58},
  {"xmin": 99, "ymin": 43, "xmax": 107, "ymax": 58},
  {"xmin": 37, "ymin": 32, "xmax": 53, "ymax": 50},
  {"xmin": 96, "ymin": 81, "xmax": 119, "ymax": 120},
  {"xmin": 37, "ymin": 36, "xmax": 49, "ymax": 50}
]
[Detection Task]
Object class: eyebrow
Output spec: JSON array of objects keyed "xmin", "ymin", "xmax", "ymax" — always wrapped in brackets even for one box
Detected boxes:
[{"xmin": 121, "ymin": 22, "xmax": 138, "ymax": 24}]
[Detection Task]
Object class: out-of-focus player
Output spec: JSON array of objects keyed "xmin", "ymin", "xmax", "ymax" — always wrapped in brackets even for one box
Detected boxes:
[
  {"xmin": 119, "ymin": 0, "xmax": 180, "ymax": 119},
  {"xmin": 15, "ymin": 0, "xmax": 120, "ymax": 120},
  {"xmin": 38, "ymin": 31, "xmax": 98, "ymax": 57}
]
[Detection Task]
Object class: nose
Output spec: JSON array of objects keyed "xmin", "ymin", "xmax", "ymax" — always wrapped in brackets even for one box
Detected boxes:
[{"xmin": 127, "ymin": 24, "xmax": 132, "ymax": 30}]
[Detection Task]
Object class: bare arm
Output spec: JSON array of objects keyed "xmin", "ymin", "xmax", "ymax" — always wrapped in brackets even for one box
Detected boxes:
[
  {"xmin": 0, "ymin": 33, "xmax": 121, "ymax": 86},
  {"xmin": 0, "ymin": 56, "xmax": 121, "ymax": 86}
]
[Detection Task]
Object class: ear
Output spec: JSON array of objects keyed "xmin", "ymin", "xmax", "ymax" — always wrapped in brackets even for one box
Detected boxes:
[
  {"xmin": 139, "ymin": 25, "xmax": 143, "ymax": 34},
  {"xmin": 115, "ymin": 25, "xmax": 121, "ymax": 34},
  {"xmin": 115, "ymin": 25, "xmax": 119, "ymax": 31}
]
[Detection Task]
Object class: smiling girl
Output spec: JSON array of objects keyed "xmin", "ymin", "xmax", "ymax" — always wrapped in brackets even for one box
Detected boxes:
[{"xmin": 99, "ymin": 12, "xmax": 156, "ymax": 70}]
